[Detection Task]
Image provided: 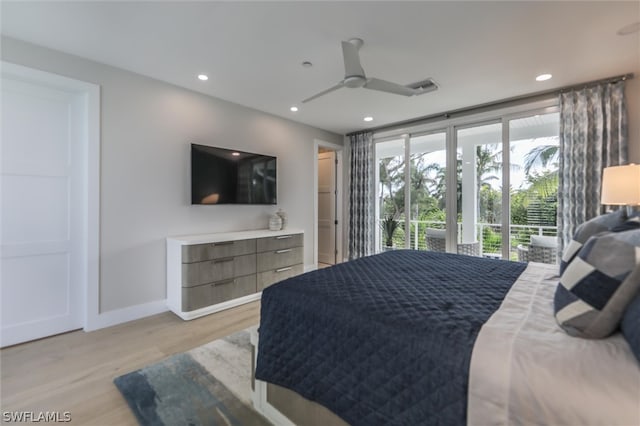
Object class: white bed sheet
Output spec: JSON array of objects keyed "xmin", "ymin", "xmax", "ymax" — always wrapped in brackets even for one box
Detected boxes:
[{"xmin": 468, "ymin": 262, "xmax": 640, "ymax": 426}]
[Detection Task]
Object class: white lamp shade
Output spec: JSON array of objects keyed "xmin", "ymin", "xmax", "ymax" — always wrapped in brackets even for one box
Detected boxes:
[{"xmin": 601, "ymin": 164, "xmax": 640, "ymax": 205}]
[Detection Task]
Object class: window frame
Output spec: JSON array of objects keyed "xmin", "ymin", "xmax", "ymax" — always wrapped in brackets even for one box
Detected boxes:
[{"xmin": 373, "ymin": 98, "xmax": 560, "ymax": 257}]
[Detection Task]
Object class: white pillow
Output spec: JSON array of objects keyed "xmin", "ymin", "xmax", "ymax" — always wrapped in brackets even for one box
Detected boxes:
[
  {"xmin": 426, "ymin": 228, "xmax": 446, "ymax": 238},
  {"xmin": 531, "ymin": 235, "xmax": 557, "ymax": 248}
]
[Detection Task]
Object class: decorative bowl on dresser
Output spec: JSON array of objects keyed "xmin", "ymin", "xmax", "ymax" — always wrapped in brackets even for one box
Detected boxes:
[{"xmin": 167, "ymin": 229, "xmax": 304, "ymax": 320}]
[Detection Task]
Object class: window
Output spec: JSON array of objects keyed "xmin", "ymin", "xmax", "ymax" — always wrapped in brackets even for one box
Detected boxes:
[
  {"xmin": 508, "ymin": 113, "xmax": 559, "ymax": 260},
  {"xmin": 409, "ymin": 132, "xmax": 447, "ymax": 251},
  {"xmin": 374, "ymin": 102, "xmax": 560, "ymax": 262},
  {"xmin": 456, "ymin": 122, "xmax": 503, "ymax": 257},
  {"xmin": 376, "ymin": 138, "xmax": 406, "ymax": 249}
]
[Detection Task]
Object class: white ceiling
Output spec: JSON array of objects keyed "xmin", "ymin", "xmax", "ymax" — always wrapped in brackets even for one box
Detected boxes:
[{"xmin": 2, "ymin": 1, "xmax": 639, "ymax": 135}]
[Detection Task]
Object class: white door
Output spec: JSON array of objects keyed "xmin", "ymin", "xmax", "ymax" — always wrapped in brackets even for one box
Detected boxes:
[
  {"xmin": 318, "ymin": 151, "xmax": 336, "ymax": 265},
  {"xmin": 1, "ymin": 73, "xmax": 85, "ymax": 346}
]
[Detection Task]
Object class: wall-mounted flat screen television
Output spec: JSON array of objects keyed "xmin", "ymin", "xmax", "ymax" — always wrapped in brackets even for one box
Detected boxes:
[{"xmin": 191, "ymin": 144, "xmax": 277, "ymax": 205}]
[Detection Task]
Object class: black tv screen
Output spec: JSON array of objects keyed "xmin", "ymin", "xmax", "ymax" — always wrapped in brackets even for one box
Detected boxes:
[{"xmin": 191, "ymin": 144, "xmax": 277, "ymax": 205}]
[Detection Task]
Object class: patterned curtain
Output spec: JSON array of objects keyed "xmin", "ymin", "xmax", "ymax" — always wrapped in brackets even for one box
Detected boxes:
[
  {"xmin": 348, "ymin": 132, "xmax": 375, "ymax": 259},
  {"xmin": 558, "ymin": 81, "xmax": 628, "ymax": 252}
]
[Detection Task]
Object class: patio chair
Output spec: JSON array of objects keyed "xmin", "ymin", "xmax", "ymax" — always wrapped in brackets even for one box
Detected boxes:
[
  {"xmin": 425, "ymin": 228, "xmax": 480, "ymax": 256},
  {"xmin": 517, "ymin": 235, "xmax": 558, "ymax": 264}
]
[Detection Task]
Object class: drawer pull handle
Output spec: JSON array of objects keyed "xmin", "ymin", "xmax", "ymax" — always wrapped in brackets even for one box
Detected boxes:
[
  {"xmin": 212, "ymin": 241, "xmax": 234, "ymax": 246},
  {"xmin": 276, "ymin": 235, "xmax": 293, "ymax": 240},
  {"xmin": 213, "ymin": 279, "xmax": 234, "ymax": 287},
  {"xmin": 276, "ymin": 267, "xmax": 292, "ymax": 273},
  {"xmin": 213, "ymin": 257, "xmax": 234, "ymax": 264},
  {"xmin": 275, "ymin": 249, "xmax": 292, "ymax": 254}
]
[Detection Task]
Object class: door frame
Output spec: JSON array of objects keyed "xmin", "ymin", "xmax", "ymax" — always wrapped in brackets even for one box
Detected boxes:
[
  {"xmin": 373, "ymin": 98, "xmax": 559, "ymax": 258},
  {"xmin": 2, "ymin": 61, "xmax": 101, "ymax": 334},
  {"xmin": 313, "ymin": 139, "xmax": 343, "ymax": 268}
]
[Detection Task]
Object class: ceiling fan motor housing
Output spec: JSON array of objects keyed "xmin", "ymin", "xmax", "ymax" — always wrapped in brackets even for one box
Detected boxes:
[{"xmin": 344, "ymin": 75, "xmax": 367, "ymax": 88}]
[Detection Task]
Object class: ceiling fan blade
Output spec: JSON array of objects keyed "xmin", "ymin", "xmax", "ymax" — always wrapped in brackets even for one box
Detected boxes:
[
  {"xmin": 364, "ymin": 78, "xmax": 417, "ymax": 97},
  {"xmin": 302, "ymin": 82, "xmax": 345, "ymax": 103},
  {"xmin": 342, "ymin": 40, "xmax": 365, "ymax": 77}
]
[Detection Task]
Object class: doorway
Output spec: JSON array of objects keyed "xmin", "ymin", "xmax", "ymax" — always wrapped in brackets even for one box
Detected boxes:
[
  {"xmin": 373, "ymin": 104, "xmax": 559, "ymax": 260},
  {"xmin": 1, "ymin": 63, "xmax": 99, "ymax": 347},
  {"xmin": 314, "ymin": 140, "xmax": 343, "ymax": 269}
]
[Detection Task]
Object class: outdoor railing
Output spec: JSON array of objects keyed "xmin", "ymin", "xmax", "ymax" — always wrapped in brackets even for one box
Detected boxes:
[{"xmin": 377, "ymin": 219, "xmax": 557, "ymax": 260}]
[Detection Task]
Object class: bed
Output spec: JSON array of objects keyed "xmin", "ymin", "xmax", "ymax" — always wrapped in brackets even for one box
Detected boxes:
[{"xmin": 251, "ymin": 250, "xmax": 640, "ymax": 426}]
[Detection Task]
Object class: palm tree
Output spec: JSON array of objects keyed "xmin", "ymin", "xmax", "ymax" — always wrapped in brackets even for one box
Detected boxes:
[
  {"xmin": 431, "ymin": 157, "xmax": 464, "ymax": 213},
  {"xmin": 378, "ymin": 157, "xmax": 404, "ymax": 215},
  {"xmin": 409, "ymin": 154, "xmax": 442, "ymax": 192},
  {"xmin": 524, "ymin": 143, "xmax": 559, "ymax": 175},
  {"xmin": 526, "ymin": 170, "xmax": 559, "ymax": 199},
  {"xmin": 476, "ymin": 145, "xmax": 502, "ymax": 190},
  {"xmin": 475, "ymin": 144, "xmax": 521, "ymax": 187}
]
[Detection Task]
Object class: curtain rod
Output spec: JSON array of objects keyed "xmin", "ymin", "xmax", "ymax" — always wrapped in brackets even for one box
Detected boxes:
[{"xmin": 346, "ymin": 73, "xmax": 634, "ymax": 137}]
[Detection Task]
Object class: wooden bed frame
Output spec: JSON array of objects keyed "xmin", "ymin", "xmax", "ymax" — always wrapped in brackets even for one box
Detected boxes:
[{"xmin": 250, "ymin": 328, "xmax": 348, "ymax": 426}]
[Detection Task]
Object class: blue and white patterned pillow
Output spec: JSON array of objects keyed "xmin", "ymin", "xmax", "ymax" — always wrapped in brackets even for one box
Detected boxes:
[
  {"xmin": 611, "ymin": 215, "xmax": 640, "ymax": 232},
  {"xmin": 554, "ymin": 228, "xmax": 640, "ymax": 339},
  {"xmin": 560, "ymin": 210, "xmax": 628, "ymax": 274},
  {"xmin": 613, "ymin": 215, "xmax": 640, "ymax": 360},
  {"xmin": 621, "ymin": 290, "xmax": 640, "ymax": 363}
]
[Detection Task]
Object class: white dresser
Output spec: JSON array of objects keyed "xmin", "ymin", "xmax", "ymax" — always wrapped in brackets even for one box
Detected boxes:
[{"xmin": 167, "ymin": 229, "xmax": 304, "ymax": 320}]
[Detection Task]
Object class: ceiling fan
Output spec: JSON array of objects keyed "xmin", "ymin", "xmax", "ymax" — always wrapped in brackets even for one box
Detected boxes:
[{"xmin": 302, "ymin": 38, "xmax": 438, "ymax": 104}]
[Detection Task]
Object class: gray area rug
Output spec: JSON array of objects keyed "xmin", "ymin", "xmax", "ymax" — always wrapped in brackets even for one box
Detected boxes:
[{"xmin": 114, "ymin": 327, "xmax": 270, "ymax": 426}]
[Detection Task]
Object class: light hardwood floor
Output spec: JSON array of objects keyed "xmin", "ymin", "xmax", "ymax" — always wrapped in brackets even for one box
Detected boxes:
[{"xmin": 0, "ymin": 301, "xmax": 261, "ymax": 425}]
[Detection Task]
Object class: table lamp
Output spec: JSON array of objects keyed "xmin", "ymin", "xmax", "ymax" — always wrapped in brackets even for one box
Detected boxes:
[{"xmin": 601, "ymin": 164, "xmax": 640, "ymax": 215}]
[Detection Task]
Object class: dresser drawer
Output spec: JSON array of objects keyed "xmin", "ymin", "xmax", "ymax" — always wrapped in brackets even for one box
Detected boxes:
[
  {"xmin": 257, "ymin": 234, "xmax": 303, "ymax": 252},
  {"xmin": 181, "ymin": 274, "xmax": 257, "ymax": 312},
  {"xmin": 257, "ymin": 246, "xmax": 303, "ymax": 272},
  {"xmin": 182, "ymin": 239, "xmax": 256, "ymax": 263},
  {"xmin": 182, "ymin": 254, "xmax": 256, "ymax": 287},
  {"xmin": 257, "ymin": 264, "xmax": 304, "ymax": 290}
]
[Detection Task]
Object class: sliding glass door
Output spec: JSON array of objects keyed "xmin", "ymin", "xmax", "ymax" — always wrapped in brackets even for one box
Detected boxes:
[
  {"xmin": 409, "ymin": 132, "xmax": 447, "ymax": 251},
  {"xmin": 456, "ymin": 122, "xmax": 503, "ymax": 258},
  {"xmin": 373, "ymin": 105, "xmax": 560, "ymax": 263},
  {"xmin": 376, "ymin": 139, "xmax": 406, "ymax": 250},
  {"xmin": 375, "ymin": 133, "xmax": 448, "ymax": 252},
  {"xmin": 508, "ymin": 113, "xmax": 560, "ymax": 261}
]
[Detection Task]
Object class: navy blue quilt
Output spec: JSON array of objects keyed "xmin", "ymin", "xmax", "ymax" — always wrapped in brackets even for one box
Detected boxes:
[{"xmin": 255, "ymin": 250, "xmax": 526, "ymax": 426}]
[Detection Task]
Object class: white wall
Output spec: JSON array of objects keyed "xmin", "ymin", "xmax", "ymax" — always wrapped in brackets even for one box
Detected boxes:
[{"xmin": 1, "ymin": 37, "xmax": 342, "ymax": 314}]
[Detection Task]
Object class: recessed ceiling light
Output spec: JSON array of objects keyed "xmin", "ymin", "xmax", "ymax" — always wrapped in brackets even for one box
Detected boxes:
[
  {"xmin": 197, "ymin": 74, "xmax": 208, "ymax": 81},
  {"xmin": 617, "ymin": 22, "xmax": 640, "ymax": 36},
  {"xmin": 231, "ymin": 152, "xmax": 240, "ymax": 156},
  {"xmin": 290, "ymin": 106, "xmax": 299, "ymax": 112},
  {"xmin": 535, "ymin": 74, "xmax": 552, "ymax": 82},
  {"xmin": 364, "ymin": 116, "xmax": 373, "ymax": 122}
]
